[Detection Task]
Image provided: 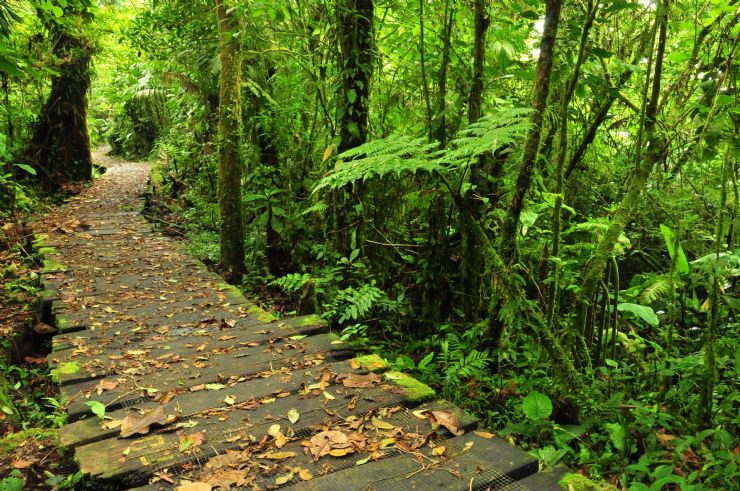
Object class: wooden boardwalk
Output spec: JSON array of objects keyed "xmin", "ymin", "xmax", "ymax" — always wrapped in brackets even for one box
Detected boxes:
[{"xmin": 30, "ymin": 156, "xmax": 566, "ymax": 490}]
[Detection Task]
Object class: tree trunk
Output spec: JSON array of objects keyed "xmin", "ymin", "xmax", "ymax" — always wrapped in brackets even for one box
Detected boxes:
[
  {"xmin": 26, "ymin": 29, "xmax": 93, "ymax": 190},
  {"xmin": 545, "ymin": 1, "xmax": 597, "ymax": 329},
  {"xmin": 334, "ymin": 0, "xmax": 374, "ymax": 254},
  {"xmin": 460, "ymin": 0, "xmax": 489, "ymax": 320},
  {"xmin": 500, "ymin": 0, "xmax": 562, "ymax": 263},
  {"xmin": 574, "ymin": 0, "xmax": 669, "ymax": 341},
  {"xmin": 216, "ymin": 0, "xmax": 245, "ymax": 282}
]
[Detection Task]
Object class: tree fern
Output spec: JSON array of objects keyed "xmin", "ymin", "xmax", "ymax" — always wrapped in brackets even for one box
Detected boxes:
[
  {"xmin": 313, "ymin": 135, "xmax": 439, "ymax": 193},
  {"xmin": 312, "ymin": 107, "xmax": 532, "ymax": 194}
]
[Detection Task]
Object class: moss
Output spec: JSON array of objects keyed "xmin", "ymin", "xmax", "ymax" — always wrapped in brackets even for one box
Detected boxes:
[
  {"xmin": 293, "ymin": 314, "xmax": 325, "ymax": 327},
  {"xmin": 245, "ymin": 304, "xmax": 276, "ymax": 323},
  {"xmin": 353, "ymin": 354, "xmax": 389, "ymax": 371},
  {"xmin": 55, "ymin": 316, "xmax": 69, "ymax": 330},
  {"xmin": 0, "ymin": 428, "xmax": 57, "ymax": 456},
  {"xmin": 50, "ymin": 361, "xmax": 80, "ymax": 383},
  {"xmin": 384, "ymin": 371, "xmax": 435, "ymax": 401},
  {"xmin": 32, "ymin": 233, "xmax": 49, "ymax": 248},
  {"xmin": 559, "ymin": 473, "xmax": 616, "ymax": 491},
  {"xmin": 42, "ymin": 259, "xmax": 66, "ymax": 272},
  {"xmin": 37, "ymin": 246, "xmax": 57, "ymax": 256}
]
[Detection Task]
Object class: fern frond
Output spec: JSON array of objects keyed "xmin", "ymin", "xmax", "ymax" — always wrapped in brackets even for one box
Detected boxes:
[
  {"xmin": 443, "ymin": 108, "xmax": 532, "ymax": 168},
  {"xmin": 313, "ymin": 135, "xmax": 440, "ymax": 194}
]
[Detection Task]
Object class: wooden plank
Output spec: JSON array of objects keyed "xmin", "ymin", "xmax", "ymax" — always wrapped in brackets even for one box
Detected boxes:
[
  {"xmin": 75, "ymin": 371, "xmax": 436, "ymax": 486},
  {"xmin": 291, "ymin": 431, "xmax": 537, "ymax": 491},
  {"xmin": 61, "ymin": 333, "xmax": 352, "ymax": 420},
  {"xmin": 60, "ymin": 356, "xmax": 390, "ymax": 448},
  {"xmin": 500, "ymin": 467, "xmax": 569, "ymax": 490},
  {"xmin": 50, "ymin": 314, "xmax": 327, "ymax": 361},
  {"xmin": 124, "ymin": 399, "xmax": 477, "ymax": 491}
]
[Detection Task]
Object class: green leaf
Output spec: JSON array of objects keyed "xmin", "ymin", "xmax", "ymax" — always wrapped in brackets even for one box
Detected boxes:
[
  {"xmin": 605, "ymin": 422, "xmax": 626, "ymax": 451},
  {"xmin": 617, "ymin": 303, "xmax": 659, "ymax": 326},
  {"xmin": 84, "ymin": 401, "xmax": 106, "ymax": 420},
  {"xmin": 659, "ymin": 224, "xmax": 689, "ymax": 274},
  {"xmin": 15, "ymin": 163, "xmax": 37, "ymax": 175},
  {"xmin": 522, "ymin": 391, "xmax": 552, "ymax": 421}
]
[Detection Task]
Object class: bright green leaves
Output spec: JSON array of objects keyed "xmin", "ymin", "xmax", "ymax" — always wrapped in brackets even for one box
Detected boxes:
[
  {"xmin": 84, "ymin": 401, "xmax": 106, "ymax": 420},
  {"xmin": 659, "ymin": 224, "xmax": 689, "ymax": 275},
  {"xmin": 617, "ymin": 303, "xmax": 659, "ymax": 327},
  {"xmin": 522, "ymin": 391, "xmax": 553, "ymax": 421}
]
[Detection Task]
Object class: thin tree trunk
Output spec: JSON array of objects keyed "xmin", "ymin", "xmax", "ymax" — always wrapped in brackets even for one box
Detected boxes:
[
  {"xmin": 418, "ymin": 0, "xmax": 432, "ymax": 138},
  {"xmin": 216, "ymin": 0, "xmax": 246, "ymax": 282},
  {"xmin": 575, "ymin": 0, "xmax": 669, "ymax": 342},
  {"xmin": 460, "ymin": 0, "xmax": 489, "ymax": 320},
  {"xmin": 500, "ymin": 0, "xmax": 562, "ymax": 263},
  {"xmin": 545, "ymin": 1, "xmax": 598, "ymax": 329}
]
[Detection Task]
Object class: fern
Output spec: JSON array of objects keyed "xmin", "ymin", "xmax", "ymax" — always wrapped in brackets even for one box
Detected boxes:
[
  {"xmin": 299, "ymin": 200, "xmax": 327, "ymax": 217},
  {"xmin": 313, "ymin": 135, "xmax": 439, "ymax": 194},
  {"xmin": 442, "ymin": 108, "xmax": 532, "ymax": 168},
  {"xmin": 639, "ymin": 274, "xmax": 674, "ymax": 304},
  {"xmin": 326, "ymin": 282, "xmax": 388, "ymax": 324},
  {"xmin": 312, "ymin": 107, "xmax": 531, "ymax": 194},
  {"xmin": 269, "ymin": 273, "xmax": 312, "ymax": 294}
]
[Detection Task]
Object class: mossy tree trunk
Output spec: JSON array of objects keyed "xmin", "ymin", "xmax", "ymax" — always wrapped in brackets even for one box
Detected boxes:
[
  {"xmin": 334, "ymin": 0, "xmax": 374, "ymax": 254},
  {"xmin": 26, "ymin": 28, "xmax": 93, "ymax": 190},
  {"xmin": 216, "ymin": 0, "xmax": 245, "ymax": 283},
  {"xmin": 574, "ymin": 0, "xmax": 669, "ymax": 344},
  {"xmin": 499, "ymin": 0, "xmax": 562, "ymax": 264}
]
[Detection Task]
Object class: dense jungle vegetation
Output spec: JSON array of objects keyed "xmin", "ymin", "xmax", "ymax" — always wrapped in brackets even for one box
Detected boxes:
[{"xmin": 0, "ymin": 0, "xmax": 738, "ymax": 488}]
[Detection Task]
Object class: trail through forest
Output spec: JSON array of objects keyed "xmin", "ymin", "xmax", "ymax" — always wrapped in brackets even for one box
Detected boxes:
[{"xmin": 26, "ymin": 150, "xmax": 569, "ymax": 489}]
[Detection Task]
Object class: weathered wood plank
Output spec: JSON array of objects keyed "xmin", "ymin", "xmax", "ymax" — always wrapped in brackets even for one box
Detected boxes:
[
  {"xmin": 124, "ymin": 399, "xmax": 477, "ymax": 491},
  {"xmin": 292, "ymin": 431, "xmax": 537, "ymax": 490},
  {"xmin": 500, "ymin": 466, "xmax": 568, "ymax": 490},
  {"xmin": 50, "ymin": 314, "xmax": 327, "ymax": 361},
  {"xmin": 60, "ymin": 355, "xmax": 390, "ymax": 448},
  {"xmin": 61, "ymin": 333, "xmax": 352, "ymax": 420},
  {"xmin": 75, "ymin": 372, "xmax": 436, "ymax": 486}
]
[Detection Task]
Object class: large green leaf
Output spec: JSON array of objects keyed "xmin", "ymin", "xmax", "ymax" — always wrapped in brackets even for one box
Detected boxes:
[
  {"xmin": 522, "ymin": 391, "xmax": 552, "ymax": 421},
  {"xmin": 659, "ymin": 224, "xmax": 689, "ymax": 274},
  {"xmin": 617, "ymin": 303, "xmax": 659, "ymax": 326}
]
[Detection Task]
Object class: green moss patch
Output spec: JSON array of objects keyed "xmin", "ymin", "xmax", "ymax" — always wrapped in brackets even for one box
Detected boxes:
[
  {"xmin": 559, "ymin": 473, "xmax": 616, "ymax": 491},
  {"xmin": 384, "ymin": 371, "xmax": 435, "ymax": 402}
]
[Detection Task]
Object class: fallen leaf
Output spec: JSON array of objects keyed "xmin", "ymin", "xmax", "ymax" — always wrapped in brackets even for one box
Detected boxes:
[
  {"xmin": 429, "ymin": 410, "xmax": 465, "ymax": 436},
  {"xmin": 175, "ymin": 483, "xmax": 211, "ymax": 491},
  {"xmin": 287, "ymin": 408, "xmax": 300, "ymax": 424},
  {"xmin": 355, "ymin": 455, "xmax": 371, "ymax": 466},
  {"xmin": 275, "ymin": 471, "xmax": 294, "ymax": 485},
  {"xmin": 224, "ymin": 395, "xmax": 236, "ymax": 405},
  {"xmin": 205, "ymin": 383, "xmax": 226, "ymax": 391},
  {"xmin": 322, "ymin": 391, "xmax": 336, "ymax": 400},
  {"xmin": 268, "ymin": 424, "xmax": 281, "ymax": 437},
  {"xmin": 329, "ymin": 447, "xmax": 354, "ymax": 457},
  {"xmin": 179, "ymin": 432, "xmax": 206, "ymax": 453},
  {"xmin": 11, "ymin": 459, "xmax": 35, "ymax": 469},
  {"xmin": 102, "ymin": 419, "xmax": 124, "ymax": 430},
  {"xmin": 120, "ymin": 406, "xmax": 172, "ymax": 438},
  {"xmin": 341, "ymin": 372, "xmax": 381, "ymax": 389},
  {"xmin": 474, "ymin": 431, "xmax": 495, "ymax": 439},
  {"xmin": 309, "ymin": 430, "xmax": 349, "ymax": 460},
  {"xmin": 348, "ymin": 359, "xmax": 361, "ymax": 369},
  {"xmin": 298, "ymin": 468, "xmax": 313, "ymax": 480},
  {"xmin": 379, "ymin": 437, "xmax": 395, "ymax": 448},
  {"xmin": 95, "ymin": 379, "xmax": 118, "ymax": 395},
  {"xmin": 433, "ymin": 445, "xmax": 446, "ymax": 456},
  {"xmin": 371, "ymin": 417, "xmax": 396, "ymax": 431},
  {"xmin": 275, "ymin": 431, "xmax": 288, "ymax": 448}
]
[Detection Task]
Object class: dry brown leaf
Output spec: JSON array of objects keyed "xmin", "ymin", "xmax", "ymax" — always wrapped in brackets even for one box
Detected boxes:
[
  {"xmin": 95, "ymin": 379, "xmax": 118, "ymax": 395},
  {"xmin": 11, "ymin": 459, "xmax": 36, "ymax": 469},
  {"xmin": 175, "ymin": 482, "xmax": 211, "ymax": 491},
  {"xmin": 429, "ymin": 410, "xmax": 464, "ymax": 436},
  {"xmin": 309, "ymin": 430, "xmax": 349, "ymax": 460},
  {"xmin": 474, "ymin": 431, "xmax": 495, "ymax": 439},
  {"xmin": 120, "ymin": 405, "xmax": 172, "ymax": 438},
  {"xmin": 348, "ymin": 359, "xmax": 361, "ymax": 370},
  {"xmin": 341, "ymin": 372, "xmax": 382, "ymax": 389}
]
